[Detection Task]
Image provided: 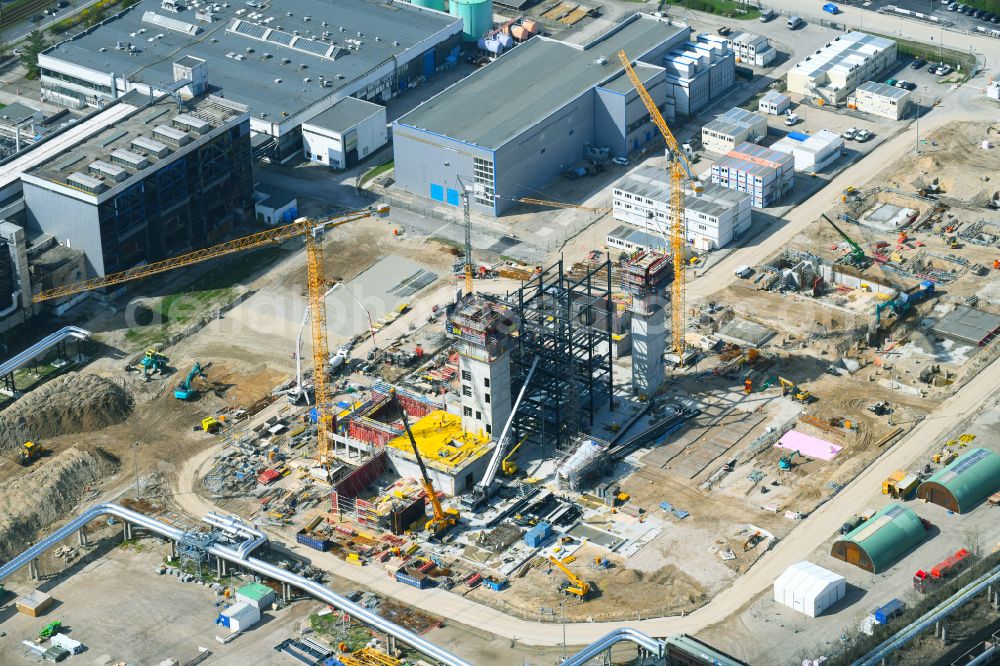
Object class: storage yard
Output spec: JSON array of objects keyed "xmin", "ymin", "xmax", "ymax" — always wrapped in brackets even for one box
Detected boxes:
[{"xmin": 2, "ymin": 1, "xmax": 1000, "ymax": 665}]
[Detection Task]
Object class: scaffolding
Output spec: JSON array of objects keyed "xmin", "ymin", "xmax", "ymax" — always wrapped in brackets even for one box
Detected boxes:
[
  {"xmin": 509, "ymin": 259, "xmax": 614, "ymax": 452},
  {"xmin": 177, "ymin": 529, "xmax": 217, "ymax": 573}
]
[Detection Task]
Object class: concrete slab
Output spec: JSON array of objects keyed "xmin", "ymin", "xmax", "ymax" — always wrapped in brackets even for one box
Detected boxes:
[
  {"xmin": 932, "ymin": 305, "xmax": 1000, "ymax": 347},
  {"xmin": 716, "ymin": 318, "xmax": 776, "ymax": 348}
]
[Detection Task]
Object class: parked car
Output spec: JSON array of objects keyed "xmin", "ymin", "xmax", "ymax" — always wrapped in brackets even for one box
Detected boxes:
[
  {"xmin": 611, "ymin": 156, "xmax": 629, "ymax": 167},
  {"xmin": 886, "ymin": 78, "xmax": 898, "ymax": 87},
  {"xmin": 735, "ymin": 265, "xmax": 754, "ymax": 279},
  {"xmin": 28, "ymin": 14, "xmax": 42, "ymax": 22},
  {"xmin": 759, "ymin": 8, "xmax": 777, "ymax": 21},
  {"xmin": 822, "ymin": 3, "xmax": 840, "ymax": 13},
  {"xmin": 842, "ymin": 127, "xmax": 858, "ymax": 140},
  {"xmin": 784, "ymin": 113, "xmax": 800, "ymax": 126},
  {"xmin": 911, "ymin": 58, "xmax": 926, "ymax": 69},
  {"xmin": 900, "ymin": 81, "xmax": 917, "ymax": 90},
  {"xmin": 934, "ymin": 63, "xmax": 952, "ymax": 75},
  {"xmin": 57, "ymin": 0, "xmax": 70, "ymax": 6},
  {"xmin": 855, "ymin": 129, "xmax": 873, "ymax": 142},
  {"xmin": 973, "ymin": 8, "xmax": 984, "ymax": 17},
  {"xmin": 947, "ymin": 2, "xmax": 958, "ymax": 9},
  {"xmin": 786, "ymin": 15, "xmax": 803, "ymax": 28}
]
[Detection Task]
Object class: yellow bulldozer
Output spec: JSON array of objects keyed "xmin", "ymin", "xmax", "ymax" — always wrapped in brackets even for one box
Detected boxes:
[{"xmin": 17, "ymin": 441, "xmax": 44, "ymax": 466}]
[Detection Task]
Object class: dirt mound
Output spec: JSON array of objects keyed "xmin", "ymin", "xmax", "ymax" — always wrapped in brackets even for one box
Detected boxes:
[
  {"xmin": 0, "ymin": 374, "xmax": 133, "ymax": 453},
  {"xmin": 0, "ymin": 444, "xmax": 120, "ymax": 560}
]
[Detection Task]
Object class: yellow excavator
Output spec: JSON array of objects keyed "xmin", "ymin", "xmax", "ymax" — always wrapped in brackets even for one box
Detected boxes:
[
  {"xmin": 501, "ymin": 437, "xmax": 529, "ymax": 476},
  {"xmin": 392, "ymin": 390, "xmax": 460, "ymax": 535},
  {"xmin": 778, "ymin": 377, "xmax": 812, "ymax": 404},
  {"xmin": 547, "ymin": 555, "xmax": 591, "ymax": 599}
]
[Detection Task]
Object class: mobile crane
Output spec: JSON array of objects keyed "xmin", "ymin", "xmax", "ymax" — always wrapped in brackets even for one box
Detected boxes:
[
  {"xmin": 821, "ymin": 214, "xmax": 869, "ymax": 268},
  {"xmin": 547, "ymin": 555, "xmax": 591, "ymax": 599},
  {"xmin": 31, "ymin": 205, "xmax": 390, "ymax": 471},
  {"xmin": 391, "ymin": 390, "xmax": 460, "ymax": 535}
]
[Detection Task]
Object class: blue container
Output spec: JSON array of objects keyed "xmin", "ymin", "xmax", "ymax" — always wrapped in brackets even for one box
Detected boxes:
[
  {"xmin": 524, "ymin": 522, "xmax": 552, "ymax": 548},
  {"xmin": 874, "ymin": 598, "xmax": 905, "ymax": 624},
  {"xmin": 787, "ymin": 131, "xmax": 810, "ymax": 142}
]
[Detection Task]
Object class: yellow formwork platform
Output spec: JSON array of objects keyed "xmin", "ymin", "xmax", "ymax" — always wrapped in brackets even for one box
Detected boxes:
[{"xmin": 386, "ymin": 410, "xmax": 492, "ymax": 472}]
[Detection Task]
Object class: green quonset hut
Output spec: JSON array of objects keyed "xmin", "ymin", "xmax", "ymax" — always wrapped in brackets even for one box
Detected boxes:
[
  {"xmin": 917, "ymin": 448, "xmax": 1000, "ymax": 514},
  {"xmin": 831, "ymin": 504, "xmax": 926, "ymax": 573}
]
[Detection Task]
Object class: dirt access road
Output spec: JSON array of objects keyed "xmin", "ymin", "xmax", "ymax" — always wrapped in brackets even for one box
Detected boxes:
[{"xmin": 169, "ymin": 347, "xmax": 1000, "ymax": 647}]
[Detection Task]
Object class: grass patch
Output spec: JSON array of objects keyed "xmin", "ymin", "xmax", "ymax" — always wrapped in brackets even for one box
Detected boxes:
[
  {"xmin": 358, "ymin": 160, "xmax": 394, "ymax": 188},
  {"xmin": 871, "ymin": 33, "xmax": 976, "ymax": 82},
  {"xmin": 309, "ymin": 613, "xmax": 375, "ymax": 651},
  {"xmin": 677, "ymin": 0, "xmax": 760, "ymax": 20},
  {"xmin": 124, "ymin": 245, "xmax": 287, "ymax": 348}
]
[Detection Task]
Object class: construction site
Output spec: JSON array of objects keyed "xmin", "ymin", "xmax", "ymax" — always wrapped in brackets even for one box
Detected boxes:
[{"xmin": 4, "ymin": 4, "xmax": 1000, "ymax": 665}]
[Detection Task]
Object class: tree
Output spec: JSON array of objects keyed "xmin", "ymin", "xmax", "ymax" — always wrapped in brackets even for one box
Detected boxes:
[{"xmin": 21, "ymin": 31, "xmax": 46, "ymax": 80}]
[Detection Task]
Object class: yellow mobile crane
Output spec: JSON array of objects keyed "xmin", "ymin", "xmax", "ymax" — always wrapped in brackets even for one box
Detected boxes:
[
  {"xmin": 618, "ymin": 50, "xmax": 702, "ymax": 361},
  {"xmin": 31, "ymin": 206, "xmax": 390, "ymax": 468},
  {"xmin": 547, "ymin": 555, "xmax": 591, "ymax": 599},
  {"xmin": 391, "ymin": 389, "xmax": 460, "ymax": 535}
]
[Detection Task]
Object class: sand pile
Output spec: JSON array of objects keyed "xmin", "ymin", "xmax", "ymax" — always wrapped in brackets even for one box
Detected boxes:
[
  {"xmin": 0, "ymin": 444, "xmax": 120, "ymax": 560},
  {"xmin": 0, "ymin": 374, "xmax": 133, "ymax": 453}
]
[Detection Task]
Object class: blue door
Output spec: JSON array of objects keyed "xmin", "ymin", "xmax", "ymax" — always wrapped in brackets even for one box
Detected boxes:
[
  {"xmin": 646, "ymin": 130, "xmax": 652, "ymax": 142},
  {"xmin": 430, "ymin": 183, "xmax": 444, "ymax": 201},
  {"xmin": 423, "ymin": 50, "xmax": 435, "ymax": 78},
  {"xmin": 633, "ymin": 138, "xmax": 639, "ymax": 151},
  {"xmin": 446, "ymin": 188, "xmax": 460, "ymax": 206}
]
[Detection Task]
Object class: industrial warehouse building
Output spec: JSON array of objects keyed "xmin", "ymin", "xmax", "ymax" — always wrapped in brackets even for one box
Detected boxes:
[
  {"xmin": 770, "ymin": 129, "xmax": 845, "ymax": 172},
  {"xmin": 850, "ymin": 81, "xmax": 912, "ymax": 120},
  {"xmin": 917, "ymin": 448, "xmax": 1000, "ymax": 513},
  {"xmin": 726, "ymin": 32, "xmax": 776, "ymax": 67},
  {"xmin": 701, "ymin": 107, "xmax": 768, "ymax": 154},
  {"xmin": 711, "ymin": 141, "xmax": 794, "ymax": 208},
  {"xmin": 612, "ymin": 166, "xmax": 752, "ymax": 250},
  {"xmin": 301, "ymin": 97, "xmax": 387, "ymax": 169},
  {"xmin": 662, "ymin": 33, "xmax": 736, "ymax": 119},
  {"xmin": 21, "ymin": 92, "xmax": 253, "ymax": 278},
  {"xmin": 37, "ymin": 0, "xmax": 463, "ymax": 162},
  {"xmin": 787, "ymin": 32, "xmax": 897, "ymax": 105},
  {"xmin": 393, "ymin": 15, "xmax": 737, "ymax": 216},
  {"xmin": 773, "ymin": 561, "xmax": 846, "ymax": 617},
  {"xmin": 832, "ymin": 504, "xmax": 927, "ymax": 573},
  {"xmin": 758, "ymin": 90, "xmax": 791, "ymax": 115}
]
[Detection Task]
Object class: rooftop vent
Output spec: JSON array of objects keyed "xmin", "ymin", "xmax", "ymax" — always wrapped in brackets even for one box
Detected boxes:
[
  {"xmin": 88, "ymin": 160, "xmax": 128, "ymax": 183},
  {"xmin": 67, "ymin": 172, "xmax": 107, "ymax": 194},
  {"xmin": 130, "ymin": 136, "xmax": 170, "ymax": 158},
  {"xmin": 114, "ymin": 147, "xmax": 152, "ymax": 168},
  {"xmin": 153, "ymin": 124, "xmax": 191, "ymax": 146},
  {"xmin": 173, "ymin": 113, "xmax": 211, "ymax": 133}
]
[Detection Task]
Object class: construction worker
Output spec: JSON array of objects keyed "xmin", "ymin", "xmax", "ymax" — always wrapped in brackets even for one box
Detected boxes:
[
  {"xmin": 744, "ymin": 379, "xmax": 753, "ymax": 394},
  {"xmin": 994, "ymin": 259, "xmax": 1000, "ymax": 271}
]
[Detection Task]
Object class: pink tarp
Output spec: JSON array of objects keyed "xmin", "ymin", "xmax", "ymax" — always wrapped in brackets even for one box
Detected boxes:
[{"xmin": 775, "ymin": 430, "xmax": 842, "ymax": 461}]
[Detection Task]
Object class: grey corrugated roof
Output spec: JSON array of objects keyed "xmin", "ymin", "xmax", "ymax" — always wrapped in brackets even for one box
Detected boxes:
[
  {"xmin": 0, "ymin": 102, "xmax": 40, "ymax": 126},
  {"xmin": 614, "ymin": 165, "xmax": 749, "ymax": 215},
  {"xmin": 41, "ymin": 0, "xmax": 459, "ymax": 127},
  {"xmin": 395, "ymin": 16, "xmax": 685, "ymax": 150},
  {"xmin": 304, "ymin": 97, "xmax": 383, "ymax": 133}
]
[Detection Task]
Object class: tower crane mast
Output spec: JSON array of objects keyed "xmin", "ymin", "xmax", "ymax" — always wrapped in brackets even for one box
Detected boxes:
[{"xmin": 618, "ymin": 50, "xmax": 701, "ymax": 359}]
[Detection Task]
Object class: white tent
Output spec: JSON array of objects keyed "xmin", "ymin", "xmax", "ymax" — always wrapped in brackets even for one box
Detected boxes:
[{"xmin": 773, "ymin": 561, "xmax": 846, "ymax": 617}]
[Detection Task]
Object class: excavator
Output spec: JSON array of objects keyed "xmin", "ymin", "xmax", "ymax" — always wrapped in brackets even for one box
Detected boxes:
[
  {"xmin": 778, "ymin": 377, "xmax": 812, "ymax": 404},
  {"xmin": 779, "ymin": 450, "xmax": 803, "ymax": 471},
  {"xmin": 139, "ymin": 349, "xmax": 169, "ymax": 379},
  {"xmin": 501, "ymin": 437, "xmax": 529, "ymax": 476},
  {"xmin": 174, "ymin": 362, "xmax": 207, "ymax": 400},
  {"xmin": 821, "ymin": 214, "xmax": 869, "ymax": 268},
  {"xmin": 547, "ymin": 555, "xmax": 591, "ymax": 599},
  {"xmin": 391, "ymin": 390, "xmax": 460, "ymax": 535}
]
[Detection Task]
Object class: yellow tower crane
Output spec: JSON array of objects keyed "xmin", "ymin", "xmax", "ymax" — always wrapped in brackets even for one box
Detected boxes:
[
  {"xmin": 618, "ymin": 50, "xmax": 702, "ymax": 359},
  {"xmin": 31, "ymin": 205, "xmax": 390, "ymax": 469}
]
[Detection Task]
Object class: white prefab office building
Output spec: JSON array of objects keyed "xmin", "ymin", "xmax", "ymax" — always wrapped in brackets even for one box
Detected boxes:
[
  {"xmin": 787, "ymin": 32, "xmax": 897, "ymax": 105},
  {"xmin": 302, "ymin": 97, "xmax": 388, "ymax": 169},
  {"xmin": 773, "ymin": 561, "xmax": 846, "ymax": 617},
  {"xmin": 850, "ymin": 81, "xmax": 912, "ymax": 120},
  {"xmin": 612, "ymin": 166, "xmax": 752, "ymax": 250},
  {"xmin": 701, "ymin": 107, "xmax": 768, "ymax": 154},
  {"xmin": 770, "ymin": 129, "xmax": 845, "ymax": 172},
  {"xmin": 726, "ymin": 32, "xmax": 776, "ymax": 67},
  {"xmin": 758, "ymin": 90, "xmax": 791, "ymax": 115},
  {"xmin": 711, "ymin": 141, "xmax": 794, "ymax": 208}
]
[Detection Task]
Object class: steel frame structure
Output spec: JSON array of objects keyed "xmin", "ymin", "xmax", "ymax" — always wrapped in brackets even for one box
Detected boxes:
[{"xmin": 508, "ymin": 258, "xmax": 614, "ymax": 452}]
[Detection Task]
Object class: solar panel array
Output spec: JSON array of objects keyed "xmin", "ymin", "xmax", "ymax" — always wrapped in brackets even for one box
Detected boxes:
[
  {"xmin": 939, "ymin": 449, "xmax": 991, "ymax": 484},
  {"xmin": 227, "ymin": 18, "xmax": 342, "ymax": 60}
]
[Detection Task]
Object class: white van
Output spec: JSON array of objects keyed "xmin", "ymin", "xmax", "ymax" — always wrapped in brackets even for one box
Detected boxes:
[
  {"xmin": 760, "ymin": 8, "xmax": 777, "ymax": 21},
  {"xmin": 787, "ymin": 15, "xmax": 803, "ymax": 28}
]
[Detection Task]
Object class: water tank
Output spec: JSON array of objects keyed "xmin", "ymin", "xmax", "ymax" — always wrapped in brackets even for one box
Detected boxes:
[
  {"xmin": 409, "ymin": 0, "xmax": 446, "ymax": 11},
  {"xmin": 450, "ymin": 0, "xmax": 492, "ymax": 41}
]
